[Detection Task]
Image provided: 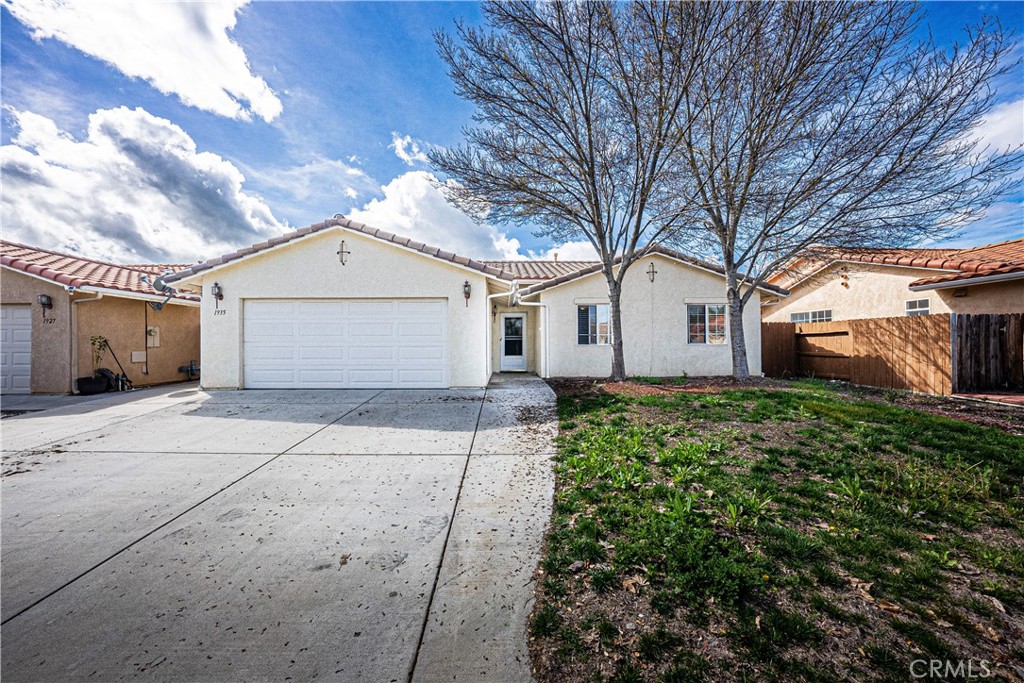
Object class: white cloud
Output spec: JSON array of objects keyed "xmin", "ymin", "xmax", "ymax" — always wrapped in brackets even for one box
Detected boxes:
[
  {"xmin": 1, "ymin": 106, "xmax": 283, "ymax": 263},
  {"xmin": 2, "ymin": 0, "xmax": 281, "ymax": 122},
  {"xmin": 241, "ymin": 155, "xmax": 378, "ymax": 223},
  {"xmin": 973, "ymin": 97, "xmax": 1024, "ymax": 153},
  {"xmin": 527, "ymin": 240, "xmax": 600, "ymax": 261},
  {"xmin": 389, "ymin": 132, "xmax": 430, "ymax": 166},
  {"xmin": 347, "ymin": 171, "xmax": 524, "ymax": 259}
]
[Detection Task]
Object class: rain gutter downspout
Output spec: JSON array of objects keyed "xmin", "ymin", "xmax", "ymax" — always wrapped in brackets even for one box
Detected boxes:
[
  {"xmin": 69, "ymin": 289, "xmax": 104, "ymax": 393},
  {"xmin": 514, "ymin": 291, "xmax": 549, "ymax": 379},
  {"xmin": 485, "ymin": 283, "xmax": 517, "ymax": 378}
]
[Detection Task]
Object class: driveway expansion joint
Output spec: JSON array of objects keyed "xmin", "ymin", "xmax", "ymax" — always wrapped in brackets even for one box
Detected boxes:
[{"xmin": 407, "ymin": 384, "xmax": 489, "ymax": 683}]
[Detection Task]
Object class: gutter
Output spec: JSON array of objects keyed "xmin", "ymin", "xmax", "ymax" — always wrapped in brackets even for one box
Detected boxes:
[
  {"xmin": 514, "ymin": 285, "xmax": 550, "ymax": 379},
  {"xmin": 69, "ymin": 291, "xmax": 104, "ymax": 393},
  {"xmin": 909, "ymin": 270, "xmax": 1024, "ymax": 291},
  {"xmin": 485, "ymin": 285, "xmax": 516, "ymax": 378},
  {"xmin": 74, "ymin": 285, "xmax": 200, "ymax": 306}
]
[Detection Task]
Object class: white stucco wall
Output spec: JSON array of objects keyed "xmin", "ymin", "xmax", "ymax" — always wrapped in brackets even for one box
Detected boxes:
[
  {"xmin": 534, "ymin": 254, "xmax": 762, "ymax": 378},
  {"xmin": 762, "ymin": 263, "xmax": 1024, "ymax": 322},
  {"xmin": 187, "ymin": 227, "xmax": 490, "ymax": 388}
]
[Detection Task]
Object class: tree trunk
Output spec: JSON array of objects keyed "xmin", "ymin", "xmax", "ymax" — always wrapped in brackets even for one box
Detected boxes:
[
  {"xmin": 726, "ymin": 272, "xmax": 750, "ymax": 379},
  {"xmin": 608, "ymin": 280, "xmax": 627, "ymax": 381}
]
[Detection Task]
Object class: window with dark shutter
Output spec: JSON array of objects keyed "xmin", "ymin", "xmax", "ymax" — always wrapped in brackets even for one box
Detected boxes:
[
  {"xmin": 577, "ymin": 304, "xmax": 611, "ymax": 345},
  {"xmin": 578, "ymin": 306, "xmax": 592, "ymax": 344}
]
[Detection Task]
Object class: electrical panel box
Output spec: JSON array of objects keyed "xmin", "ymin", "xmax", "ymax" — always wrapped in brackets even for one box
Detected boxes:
[{"xmin": 131, "ymin": 351, "xmax": 146, "ymax": 363}]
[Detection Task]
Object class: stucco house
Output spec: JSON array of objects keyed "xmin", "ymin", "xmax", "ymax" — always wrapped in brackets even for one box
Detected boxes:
[
  {"xmin": 762, "ymin": 239, "xmax": 1024, "ymax": 323},
  {"xmin": 163, "ymin": 216, "xmax": 786, "ymax": 390},
  {"xmin": 0, "ymin": 241, "xmax": 201, "ymax": 395}
]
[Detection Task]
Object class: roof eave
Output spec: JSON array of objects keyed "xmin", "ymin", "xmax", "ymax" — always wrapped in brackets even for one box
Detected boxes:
[
  {"xmin": 909, "ymin": 270, "xmax": 1024, "ymax": 291},
  {"xmin": 164, "ymin": 221, "xmax": 516, "ymax": 285}
]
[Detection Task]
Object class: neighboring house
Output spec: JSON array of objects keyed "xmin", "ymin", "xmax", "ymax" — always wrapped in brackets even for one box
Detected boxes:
[
  {"xmin": 762, "ymin": 239, "xmax": 1024, "ymax": 323},
  {"xmin": 163, "ymin": 216, "xmax": 786, "ymax": 389},
  {"xmin": 0, "ymin": 241, "xmax": 201, "ymax": 395}
]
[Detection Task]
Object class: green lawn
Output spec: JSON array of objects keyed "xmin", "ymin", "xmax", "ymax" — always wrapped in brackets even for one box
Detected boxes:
[{"xmin": 529, "ymin": 381, "xmax": 1024, "ymax": 682}]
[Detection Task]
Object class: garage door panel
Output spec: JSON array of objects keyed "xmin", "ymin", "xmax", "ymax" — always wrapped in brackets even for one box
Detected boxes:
[
  {"xmin": 349, "ymin": 322, "xmax": 396, "ymax": 337},
  {"xmin": 1, "ymin": 306, "xmax": 32, "ymax": 395},
  {"xmin": 247, "ymin": 301, "xmax": 294, "ymax": 318},
  {"xmin": 396, "ymin": 370, "xmax": 448, "ymax": 386},
  {"xmin": 246, "ymin": 322, "xmax": 294, "ymax": 337},
  {"xmin": 244, "ymin": 299, "xmax": 449, "ymax": 389},
  {"xmin": 299, "ymin": 323, "xmax": 347, "ymax": 336},
  {"xmin": 398, "ymin": 321, "xmax": 445, "ymax": 337},
  {"xmin": 398, "ymin": 346, "xmax": 445, "ymax": 361},
  {"xmin": 398, "ymin": 300, "xmax": 446, "ymax": 317},
  {"xmin": 347, "ymin": 301, "xmax": 396, "ymax": 316},
  {"xmin": 349, "ymin": 346, "xmax": 396, "ymax": 361},
  {"xmin": 244, "ymin": 343, "xmax": 297, "ymax": 358}
]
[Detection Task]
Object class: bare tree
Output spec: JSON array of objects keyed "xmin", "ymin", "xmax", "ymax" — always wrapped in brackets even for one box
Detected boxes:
[
  {"xmin": 431, "ymin": 1, "xmax": 719, "ymax": 380},
  {"xmin": 673, "ymin": 2, "xmax": 1022, "ymax": 378}
]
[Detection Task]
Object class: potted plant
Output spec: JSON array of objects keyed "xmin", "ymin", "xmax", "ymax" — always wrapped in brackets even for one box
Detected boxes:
[{"xmin": 76, "ymin": 336, "xmax": 110, "ymax": 395}]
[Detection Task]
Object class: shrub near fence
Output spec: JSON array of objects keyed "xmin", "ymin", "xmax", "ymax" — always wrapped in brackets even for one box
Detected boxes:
[{"xmin": 762, "ymin": 314, "xmax": 953, "ymax": 395}]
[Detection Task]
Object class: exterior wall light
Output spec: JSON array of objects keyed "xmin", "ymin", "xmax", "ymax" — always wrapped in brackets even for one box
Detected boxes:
[
  {"xmin": 211, "ymin": 282, "xmax": 224, "ymax": 300},
  {"xmin": 647, "ymin": 262, "xmax": 658, "ymax": 282},
  {"xmin": 37, "ymin": 294, "xmax": 53, "ymax": 309},
  {"xmin": 463, "ymin": 280, "xmax": 472, "ymax": 306}
]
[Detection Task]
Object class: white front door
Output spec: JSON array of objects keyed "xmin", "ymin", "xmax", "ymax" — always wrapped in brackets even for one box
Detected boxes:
[
  {"xmin": 1, "ymin": 306, "xmax": 32, "ymax": 394},
  {"xmin": 243, "ymin": 299, "xmax": 449, "ymax": 389},
  {"xmin": 499, "ymin": 313, "xmax": 527, "ymax": 371}
]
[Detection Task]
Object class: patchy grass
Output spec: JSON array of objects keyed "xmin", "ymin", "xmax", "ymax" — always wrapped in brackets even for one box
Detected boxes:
[
  {"xmin": 631, "ymin": 376, "xmax": 689, "ymax": 387},
  {"xmin": 529, "ymin": 381, "xmax": 1024, "ymax": 682}
]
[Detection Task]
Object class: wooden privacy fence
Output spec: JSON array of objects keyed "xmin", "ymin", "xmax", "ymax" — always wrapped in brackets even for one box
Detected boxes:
[
  {"xmin": 952, "ymin": 313, "xmax": 1024, "ymax": 392},
  {"xmin": 762, "ymin": 313, "xmax": 1024, "ymax": 395}
]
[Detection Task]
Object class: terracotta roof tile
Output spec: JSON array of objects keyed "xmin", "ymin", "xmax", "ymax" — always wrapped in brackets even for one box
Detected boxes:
[
  {"xmin": 164, "ymin": 216, "xmax": 517, "ymax": 283},
  {"xmin": 1, "ymin": 241, "xmax": 197, "ymax": 302},
  {"xmin": 771, "ymin": 238, "xmax": 1024, "ymax": 289},
  {"xmin": 481, "ymin": 260, "xmax": 602, "ymax": 280},
  {"xmin": 516, "ymin": 245, "xmax": 788, "ymax": 296},
  {"xmin": 161, "ymin": 217, "xmax": 786, "ymax": 296}
]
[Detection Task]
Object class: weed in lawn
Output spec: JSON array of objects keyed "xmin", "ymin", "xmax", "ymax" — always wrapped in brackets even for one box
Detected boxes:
[
  {"xmin": 637, "ymin": 628, "xmax": 683, "ymax": 663},
  {"xmin": 532, "ymin": 605, "xmax": 562, "ymax": 637},
  {"xmin": 589, "ymin": 567, "xmax": 619, "ymax": 593},
  {"xmin": 661, "ymin": 650, "xmax": 710, "ymax": 683}
]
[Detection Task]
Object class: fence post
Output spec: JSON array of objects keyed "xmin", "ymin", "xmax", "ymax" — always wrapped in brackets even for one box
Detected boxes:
[{"xmin": 950, "ymin": 314, "xmax": 958, "ymax": 394}]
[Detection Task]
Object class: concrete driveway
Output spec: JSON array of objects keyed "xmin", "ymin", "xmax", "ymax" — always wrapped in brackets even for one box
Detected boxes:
[{"xmin": 1, "ymin": 375, "xmax": 556, "ymax": 682}]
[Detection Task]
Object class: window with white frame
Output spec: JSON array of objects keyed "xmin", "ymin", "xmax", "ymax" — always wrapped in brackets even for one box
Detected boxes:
[
  {"xmin": 687, "ymin": 304, "xmax": 726, "ymax": 344},
  {"xmin": 906, "ymin": 299, "xmax": 930, "ymax": 316},
  {"xmin": 577, "ymin": 304, "xmax": 611, "ymax": 345},
  {"xmin": 790, "ymin": 309, "xmax": 833, "ymax": 323}
]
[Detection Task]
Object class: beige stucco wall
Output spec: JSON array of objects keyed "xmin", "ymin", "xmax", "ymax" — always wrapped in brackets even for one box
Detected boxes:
[
  {"xmin": 185, "ymin": 227, "xmax": 490, "ymax": 389},
  {"xmin": 533, "ymin": 254, "xmax": 762, "ymax": 378},
  {"xmin": 490, "ymin": 304, "xmax": 539, "ymax": 373},
  {"xmin": 935, "ymin": 280, "xmax": 1024, "ymax": 314},
  {"xmin": 763, "ymin": 263, "xmax": 1024, "ymax": 322},
  {"xmin": 0, "ymin": 268, "xmax": 72, "ymax": 393},
  {"xmin": 75, "ymin": 297, "xmax": 200, "ymax": 387}
]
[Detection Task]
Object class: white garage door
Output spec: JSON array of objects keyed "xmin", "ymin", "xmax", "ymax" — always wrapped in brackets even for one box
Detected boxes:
[
  {"xmin": 243, "ymin": 299, "xmax": 449, "ymax": 389},
  {"xmin": 1, "ymin": 306, "xmax": 32, "ymax": 394}
]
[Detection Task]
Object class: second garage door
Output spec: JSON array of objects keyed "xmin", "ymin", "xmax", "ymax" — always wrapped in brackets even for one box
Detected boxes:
[
  {"xmin": 243, "ymin": 299, "xmax": 449, "ymax": 389},
  {"xmin": 0, "ymin": 306, "xmax": 32, "ymax": 394}
]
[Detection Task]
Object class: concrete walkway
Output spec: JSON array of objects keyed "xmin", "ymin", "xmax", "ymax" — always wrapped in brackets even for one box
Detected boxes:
[{"xmin": 1, "ymin": 376, "xmax": 555, "ymax": 682}]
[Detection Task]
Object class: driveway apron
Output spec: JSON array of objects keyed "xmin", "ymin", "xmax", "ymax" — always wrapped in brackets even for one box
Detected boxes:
[{"xmin": 1, "ymin": 376, "xmax": 555, "ymax": 682}]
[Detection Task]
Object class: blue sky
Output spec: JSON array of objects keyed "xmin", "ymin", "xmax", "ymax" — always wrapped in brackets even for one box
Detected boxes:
[{"xmin": 1, "ymin": 1, "xmax": 1021, "ymax": 264}]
